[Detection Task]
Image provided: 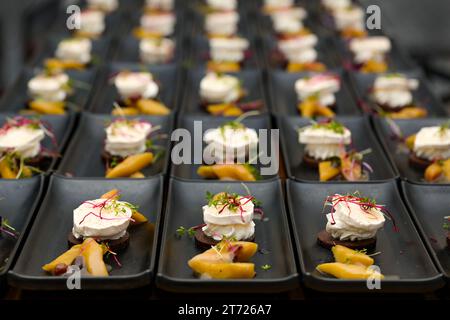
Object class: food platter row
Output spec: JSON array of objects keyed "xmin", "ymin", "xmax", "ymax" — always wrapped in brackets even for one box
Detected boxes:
[{"xmin": 0, "ymin": 174, "xmax": 449, "ymax": 293}]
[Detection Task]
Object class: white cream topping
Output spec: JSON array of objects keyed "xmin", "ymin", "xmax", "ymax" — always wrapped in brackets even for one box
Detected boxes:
[
  {"xmin": 272, "ymin": 14, "xmax": 304, "ymax": 34},
  {"xmin": 413, "ymin": 126, "xmax": 450, "ymax": 161},
  {"xmin": 264, "ymin": 0, "xmax": 294, "ymax": 9},
  {"xmin": 146, "ymin": 0, "xmax": 174, "ymax": 11},
  {"xmin": 141, "ymin": 13, "xmax": 175, "ymax": 36},
  {"xmin": 209, "ymin": 37, "xmax": 249, "ymax": 62},
  {"xmin": 72, "ymin": 198, "xmax": 132, "ymax": 240},
  {"xmin": 322, "ymin": 0, "xmax": 351, "ymax": 11},
  {"xmin": 114, "ymin": 72, "xmax": 159, "ymax": 100},
  {"xmin": 87, "ymin": 0, "xmax": 118, "ymax": 12},
  {"xmin": 104, "ymin": 120, "xmax": 152, "ymax": 157},
  {"xmin": 205, "ymin": 11, "xmax": 239, "ymax": 36},
  {"xmin": 299, "ymin": 125, "xmax": 351, "ymax": 160},
  {"xmin": 278, "ymin": 33, "xmax": 318, "ymax": 63},
  {"xmin": 199, "ymin": 72, "xmax": 241, "ymax": 103},
  {"xmin": 202, "ymin": 196, "xmax": 255, "ymax": 241},
  {"xmin": 79, "ymin": 10, "xmax": 105, "ymax": 36},
  {"xmin": 55, "ymin": 38, "xmax": 92, "ymax": 64},
  {"xmin": 204, "ymin": 124, "xmax": 259, "ymax": 163},
  {"xmin": 295, "ymin": 74, "xmax": 340, "ymax": 106},
  {"xmin": 28, "ymin": 73, "xmax": 69, "ymax": 102},
  {"xmin": 373, "ymin": 74, "xmax": 418, "ymax": 108},
  {"xmin": 349, "ymin": 36, "xmax": 391, "ymax": 63},
  {"xmin": 207, "ymin": 0, "xmax": 237, "ymax": 11},
  {"xmin": 140, "ymin": 38, "xmax": 175, "ymax": 64},
  {"xmin": 0, "ymin": 125, "xmax": 45, "ymax": 159},
  {"xmin": 326, "ymin": 194, "xmax": 386, "ymax": 241},
  {"xmin": 333, "ymin": 6, "xmax": 365, "ymax": 31}
]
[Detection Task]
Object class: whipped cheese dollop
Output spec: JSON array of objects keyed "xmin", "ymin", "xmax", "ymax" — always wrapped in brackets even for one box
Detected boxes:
[
  {"xmin": 322, "ymin": 0, "xmax": 351, "ymax": 11},
  {"xmin": 146, "ymin": 0, "xmax": 174, "ymax": 11},
  {"xmin": 114, "ymin": 71, "xmax": 159, "ymax": 100},
  {"xmin": 28, "ymin": 72, "xmax": 69, "ymax": 102},
  {"xmin": 413, "ymin": 126, "xmax": 450, "ymax": 161},
  {"xmin": 200, "ymin": 72, "xmax": 241, "ymax": 103},
  {"xmin": 349, "ymin": 36, "xmax": 391, "ymax": 64},
  {"xmin": 104, "ymin": 119, "xmax": 152, "ymax": 157},
  {"xmin": 205, "ymin": 11, "xmax": 239, "ymax": 36},
  {"xmin": 333, "ymin": 6, "xmax": 365, "ymax": 32},
  {"xmin": 87, "ymin": 0, "xmax": 118, "ymax": 12},
  {"xmin": 209, "ymin": 37, "xmax": 249, "ymax": 62},
  {"xmin": 141, "ymin": 12, "xmax": 175, "ymax": 36},
  {"xmin": 73, "ymin": 198, "xmax": 132, "ymax": 240},
  {"xmin": 264, "ymin": 0, "xmax": 294, "ymax": 9},
  {"xmin": 79, "ymin": 10, "xmax": 105, "ymax": 36},
  {"xmin": 140, "ymin": 38, "xmax": 175, "ymax": 64},
  {"xmin": 299, "ymin": 123, "xmax": 351, "ymax": 160},
  {"xmin": 207, "ymin": 0, "xmax": 237, "ymax": 11},
  {"xmin": 278, "ymin": 33, "xmax": 318, "ymax": 63},
  {"xmin": 204, "ymin": 123, "xmax": 259, "ymax": 163},
  {"xmin": 202, "ymin": 195, "xmax": 255, "ymax": 241},
  {"xmin": 326, "ymin": 194, "xmax": 386, "ymax": 241},
  {"xmin": 373, "ymin": 74, "xmax": 418, "ymax": 108},
  {"xmin": 0, "ymin": 121, "xmax": 45, "ymax": 159},
  {"xmin": 56, "ymin": 38, "xmax": 92, "ymax": 64},
  {"xmin": 295, "ymin": 74, "xmax": 340, "ymax": 106},
  {"xmin": 272, "ymin": 8, "xmax": 306, "ymax": 34}
]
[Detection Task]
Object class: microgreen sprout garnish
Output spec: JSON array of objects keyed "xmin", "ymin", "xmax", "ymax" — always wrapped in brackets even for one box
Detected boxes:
[
  {"xmin": 444, "ymin": 216, "xmax": 450, "ymax": 231},
  {"xmin": 311, "ymin": 119, "xmax": 345, "ymax": 134},
  {"xmin": 261, "ymin": 264, "xmax": 272, "ymax": 271},
  {"xmin": 219, "ymin": 110, "xmax": 260, "ymax": 138},
  {"xmin": 176, "ymin": 225, "xmax": 202, "ymax": 238},
  {"xmin": 0, "ymin": 216, "xmax": 18, "ymax": 239},
  {"xmin": 101, "ymin": 242, "xmax": 122, "ymax": 268},
  {"xmin": 439, "ymin": 121, "xmax": 450, "ymax": 136},
  {"xmin": 0, "ymin": 116, "xmax": 58, "ymax": 148},
  {"xmin": 322, "ymin": 191, "xmax": 398, "ymax": 232}
]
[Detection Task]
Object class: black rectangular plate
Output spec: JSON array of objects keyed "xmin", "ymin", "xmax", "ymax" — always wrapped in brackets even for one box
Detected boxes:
[
  {"xmin": 0, "ymin": 113, "xmax": 75, "ymax": 173},
  {"xmin": 286, "ymin": 179, "xmax": 444, "ymax": 293},
  {"xmin": 401, "ymin": 182, "xmax": 450, "ymax": 281},
  {"xmin": 0, "ymin": 67, "xmax": 96, "ymax": 113},
  {"xmin": 8, "ymin": 175, "xmax": 163, "ymax": 290},
  {"xmin": 156, "ymin": 178, "xmax": 298, "ymax": 293},
  {"xmin": 170, "ymin": 114, "xmax": 278, "ymax": 180},
  {"xmin": 88, "ymin": 62, "xmax": 179, "ymax": 114},
  {"xmin": 268, "ymin": 69, "xmax": 361, "ymax": 115},
  {"xmin": 350, "ymin": 71, "xmax": 447, "ymax": 117},
  {"xmin": 277, "ymin": 115, "xmax": 398, "ymax": 181},
  {"xmin": 0, "ymin": 176, "xmax": 43, "ymax": 285},
  {"xmin": 57, "ymin": 112, "xmax": 172, "ymax": 178},
  {"xmin": 181, "ymin": 68, "xmax": 269, "ymax": 115},
  {"xmin": 372, "ymin": 117, "xmax": 449, "ymax": 184}
]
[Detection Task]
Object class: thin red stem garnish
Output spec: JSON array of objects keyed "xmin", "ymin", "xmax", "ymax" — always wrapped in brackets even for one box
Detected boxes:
[{"xmin": 78, "ymin": 190, "xmax": 131, "ymax": 225}]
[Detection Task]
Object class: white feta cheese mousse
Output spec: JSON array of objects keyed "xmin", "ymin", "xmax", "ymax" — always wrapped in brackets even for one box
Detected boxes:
[
  {"xmin": 349, "ymin": 36, "xmax": 391, "ymax": 64},
  {"xmin": 279, "ymin": 34, "xmax": 318, "ymax": 64},
  {"xmin": 333, "ymin": 6, "xmax": 365, "ymax": 32},
  {"xmin": 55, "ymin": 38, "xmax": 92, "ymax": 64},
  {"xmin": 373, "ymin": 74, "xmax": 418, "ymax": 109},
  {"xmin": 141, "ymin": 12, "xmax": 175, "ymax": 36},
  {"xmin": 146, "ymin": 0, "xmax": 174, "ymax": 11},
  {"xmin": 0, "ymin": 120, "xmax": 45, "ymax": 159},
  {"xmin": 206, "ymin": 0, "xmax": 237, "ymax": 11},
  {"xmin": 79, "ymin": 10, "xmax": 106, "ymax": 37},
  {"xmin": 200, "ymin": 72, "xmax": 241, "ymax": 103},
  {"xmin": 104, "ymin": 119, "xmax": 152, "ymax": 157},
  {"xmin": 87, "ymin": 0, "xmax": 118, "ymax": 12},
  {"xmin": 114, "ymin": 71, "xmax": 159, "ymax": 100},
  {"xmin": 205, "ymin": 11, "xmax": 239, "ymax": 36},
  {"xmin": 209, "ymin": 37, "xmax": 249, "ymax": 63},
  {"xmin": 295, "ymin": 74, "xmax": 340, "ymax": 107},
  {"xmin": 140, "ymin": 37, "xmax": 175, "ymax": 64},
  {"xmin": 28, "ymin": 72, "xmax": 69, "ymax": 102},
  {"xmin": 413, "ymin": 126, "xmax": 450, "ymax": 161}
]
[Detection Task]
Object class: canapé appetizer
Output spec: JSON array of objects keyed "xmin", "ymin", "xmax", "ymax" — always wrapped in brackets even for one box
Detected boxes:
[
  {"xmin": 295, "ymin": 73, "xmax": 340, "ymax": 117},
  {"xmin": 76, "ymin": 10, "xmax": 106, "ymax": 39},
  {"xmin": 45, "ymin": 38, "xmax": 93, "ymax": 72},
  {"xmin": 145, "ymin": 0, "xmax": 174, "ymax": 12},
  {"xmin": 207, "ymin": 36, "xmax": 250, "ymax": 72},
  {"xmin": 349, "ymin": 36, "xmax": 391, "ymax": 73},
  {"xmin": 316, "ymin": 244, "xmax": 384, "ymax": 280},
  {"xmin": 205, "ymin": 11, "xmax": 239, "ymax": 38},
  {"xmin": 43, "ymin": 189, "xmax": 147, "ymax": 277},
  {"xmin": 134, "ymin": 11, "xmax": 175, "ymax": 39},
  {"xmin": 199, "ymin": 72, "xmax": 262, "ymax": 116},
  {"xmin": 262, "ymin": 0, "xmax": 294, "ymax": 13},
  {"xmin": 102, "ymin": 118, "xmax": 161, "ymax": 178},
  {"xmin": 0, "ymin": 117, "xmax": 57, "ymax": 179},
  {"xmin": 140, "ymin": 37, "xmax": 175, "ymax": 64},
  {"xmin": 188, "ymin": 240, "xmax": 258, "ymax": 279},
  {"xmin": 325, "ymin": 2, "xmax": 367, "ymax": 39},
  {"xmin": 318, "ymin": 192, "xmax": 393, "ymax": 251},
  {"xmin": 112, "ymin": 71, "xmax": 170, "ymax": 116},
  {"xmin": 87, "ymin": 0, "xmax": 118, "ymax": 13},
  {"xmin": 371, "ymin": 74, "xmax": 427, "ymax": 119}
]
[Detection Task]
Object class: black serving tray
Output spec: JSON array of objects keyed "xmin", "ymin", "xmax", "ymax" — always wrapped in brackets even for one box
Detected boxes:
[
  {"xmin": 57, "ymin": 112, "xmax": 172, "ymax": 178},
  {"xmin": 277, "ymin": 115, "xmax": 397, "ymax": 181},
  {"xmin": 156, "ymin": 178, "xmax": 298, "ymax": 293},
  {"xmin": 171, "ymin": 114, "xmax": 277, "ymax": 180},
  {"xmin": 286, "ymin": 179, "xmax": 444, "ymax": 293},
  {"xmin": 268, "ymin": 69, "xmax": 360, "ymax": 115},
  {"xmin": 372, "ymin": 117, "xmax": 449, "ymax": 184},
  {"xmin": 0, "ymin": 113, "xmax": 75, "ymax": 173},
  {"xmin": 0, "ymin": 176, "xmax": 44, "ymax": 286},
  {"xmin": 0, "ymin": 67, "xmax": 96, "ymax": 113},
  {"xmin": 401, "ymin": 182, "xmax": 450, "ymax": 282},
  {"xmin": 181, "ymin": 68, "xmax": 268, "ymax": 115},
  {"xmin": 350, "ymin": 71, "xmax": 447, "ymax": 117},
  {"xmin": 88, "ymin": 62, "xmax": 180, "ymax": 114},
  {"xmin": 8, "ymin": 175, "xmax": 164, "ymax": 290}
]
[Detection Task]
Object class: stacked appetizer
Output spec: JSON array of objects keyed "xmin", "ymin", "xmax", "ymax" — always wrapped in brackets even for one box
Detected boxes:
[
  {"xmin": 370, "ymin": 73, "xmax": 427, "ymax": 119},
  {"xmin": 404, "ymin": 122, "xmax": 450, "ymax": 182},
  {"xmin": 321, "ymin": 0, "xmax": 367, "ymax": 39},
  {"xmin": 295, "ymin": 73, "xmax": 340, "ymax": 117},
  {"xmin": 45, "ymin": 38, "xmax": 94, "ymax": 72},
  {"xmin": 197, "ymin": 115, "xmax": 260, "ymax": 181},
  {"xmin": 199, "ymin": 72, "xmax": 262, "ymax": 116},
  {"xmin": 102, "ymin": 118, "xmax": 162, "ymax": 178},
  {"xmin": 298, "ymin": 120, "xmax": 372, "ymax": 181},
  {"xmin": 348, "ymin": 36, "xmax": 392, "ymax": 73},
  {"xmin": 111, "ymin": 71, "xmax": 170, "ymax": 116},
  {"xmin": 0, "ymin": 117, "xmax": 57, "ymax": 179},
  {"xmin": 43, "ymin": 189, "xmax": 148, "ymax": 277}
]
